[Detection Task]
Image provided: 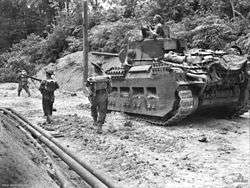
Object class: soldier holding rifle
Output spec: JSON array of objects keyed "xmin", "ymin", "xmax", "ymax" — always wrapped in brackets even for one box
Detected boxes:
[
  {"xmin": 39, "ymin": 69, "xmax": 59, "ymax": 124},
  {"xmin": 21, "ymin": 69, "xmax": 59, "ymax": 124},
  {"xmin": 86, "ymin": 62, "xmax": 111, "ymax": 134},
  {"xmin": 17, "ymin": 69, "xmax": 31, "ymax": 97}
]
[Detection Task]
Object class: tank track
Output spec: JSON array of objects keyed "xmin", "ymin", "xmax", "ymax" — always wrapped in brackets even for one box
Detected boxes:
[
  {"xmin": 138, "ymin": 85, "xmax": 247, "ymax": 125},
  {"xmin": 230, "ymin": 104, "xmax": 248, "ymax": 118},
  {"xmin": 126, "ymin": 84, "xmax": 247, "ymax": 125},
  {"xmin": 141, "ymin": 86, "xmax": 199, "ymax": 126}
]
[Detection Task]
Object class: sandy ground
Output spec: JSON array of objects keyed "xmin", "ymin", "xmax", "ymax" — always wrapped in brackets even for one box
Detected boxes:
[{"xmin": 0, "ymin": 82, "xmax": 249, "ymax": 188}]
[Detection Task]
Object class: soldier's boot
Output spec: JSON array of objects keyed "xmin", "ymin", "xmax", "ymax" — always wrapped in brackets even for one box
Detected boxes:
[
  {"xmin": 46, "ymin": 115, "xmax": 52, "ymax": 124},
  {"xmin": 27, "ymin": 90, "xmax": 31, "ymax": 97},
  {"xmin": 96, "ymin": 123, "xmax": 103, "ymax": 134},
  {"xmin": 91, "ymin": 109, "xmax": 98, "ymax": 127},
  {"xmin": 89, "ymin": 121, "xmax": 97, "ymax": 130},
  {"xmin": 90, "ymin": 116, "xmax": 97, "ymax": 129}
]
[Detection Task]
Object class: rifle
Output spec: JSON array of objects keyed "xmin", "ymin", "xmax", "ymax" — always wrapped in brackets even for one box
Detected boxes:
[
  {"xmin": 22, "ymin": 74, "xmax": 77, "ymax": 96},
  {"xmin": 22, "ymin": 74, "xmax": 42, "ymax": 82}
]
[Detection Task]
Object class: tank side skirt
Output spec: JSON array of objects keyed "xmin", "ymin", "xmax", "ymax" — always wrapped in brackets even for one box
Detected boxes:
[{"xmin": 108, "ymin": 75, "xmax": 177, "ymax": 117}]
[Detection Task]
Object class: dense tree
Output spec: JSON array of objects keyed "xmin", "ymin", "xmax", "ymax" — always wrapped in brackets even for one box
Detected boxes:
[
  {"xmin": 0, "ymin": 0, "xmax": 75, "ymax": 52},
  {"xmin": 0, "ymin": 0, "xmax": 249, "ymax": 82}
]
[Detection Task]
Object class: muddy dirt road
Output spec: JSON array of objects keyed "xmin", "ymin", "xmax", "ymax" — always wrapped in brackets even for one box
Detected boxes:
[{"xmin": 0, "ymin": 83, "xmax": 249, "ymax": 188}]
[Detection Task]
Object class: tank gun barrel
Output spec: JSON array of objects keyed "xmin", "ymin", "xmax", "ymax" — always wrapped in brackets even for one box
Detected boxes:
[{"xmin": 91, "ymin": 51, "xmax": 119, "ymax": 57}]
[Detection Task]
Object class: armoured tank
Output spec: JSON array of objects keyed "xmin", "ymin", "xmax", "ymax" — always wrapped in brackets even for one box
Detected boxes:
[{"xmin": 100, "ymin": 38, "xmax": 250, "ymax": 125}]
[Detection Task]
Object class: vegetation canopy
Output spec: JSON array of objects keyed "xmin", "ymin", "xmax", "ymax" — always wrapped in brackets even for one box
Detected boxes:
[{"xmin": 0, "ymin": 0, "xmax": 249, "ymax": 82}]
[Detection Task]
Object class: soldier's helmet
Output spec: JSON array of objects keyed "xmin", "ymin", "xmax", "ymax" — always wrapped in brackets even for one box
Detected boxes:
[
  {"xmin": 127, "ymin": 49, "xmax": 136, "ymax": 59},
  {"xmin": 21, "ymin": 70, "xmax": 27, "ymax": 75},
  {"xmin": 45, "ymin": 69, "xmax": 55, "ymax": 76},
  {"xmin": 91, "ymin": 62, "xmax": 103, "ymax": 70},
  {"xmin": 153, "ymin": 14, "xmax": 163, "ymax": 24}
]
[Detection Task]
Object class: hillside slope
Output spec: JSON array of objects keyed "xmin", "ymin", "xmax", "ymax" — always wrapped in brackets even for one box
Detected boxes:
[{"xmin": 37, "ymin": 51, "xmax": 121, "ymax": 91}]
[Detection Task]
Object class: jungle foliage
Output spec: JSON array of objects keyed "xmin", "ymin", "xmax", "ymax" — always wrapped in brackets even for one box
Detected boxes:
[{"xmin": 0, "ymin": 0, "xmax": 249, "ymax": 82}]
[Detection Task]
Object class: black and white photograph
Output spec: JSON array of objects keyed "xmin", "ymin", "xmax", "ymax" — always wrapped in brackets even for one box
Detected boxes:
[{"xmin": 0, "ymin": 0, "xmax": 249, "ymax": 187}]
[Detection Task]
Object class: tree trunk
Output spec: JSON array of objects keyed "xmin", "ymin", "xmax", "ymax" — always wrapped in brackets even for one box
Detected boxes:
[{"xmin": 229, "ymin": 0, "xmax": 236, "ymax": 20}]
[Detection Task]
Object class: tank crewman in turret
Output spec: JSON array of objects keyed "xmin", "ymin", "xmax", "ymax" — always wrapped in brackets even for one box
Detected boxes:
[
  {"xmin": 141, "ymin": 14, "xmax": 169, "ymax": 39},
  {"xmin": 17, "ymin": 70, "xmax": 31, "ymax": 97},
  {"xmin": 150, "ymin": 14, "xmax": 166, "ymax": 38},
  {"xmin": 86, "ymin": 62, "xmax": 111, "ymax": 134},
  {"xmin": 39, "ymin": 70, "xmax": 59, "ymax": 124}
]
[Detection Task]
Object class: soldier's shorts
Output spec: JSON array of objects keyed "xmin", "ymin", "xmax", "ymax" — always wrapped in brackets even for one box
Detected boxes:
[
  {"xmin": 89, "ymin": 89, "xmax": 108, "ymax": 125},
  {"xmin": 18, "ymin": 84, "xmax": 30, "ymax": 96},
  {"xmin": 42, "ymin": 98, "xmax": 54, "ymax": 116}
]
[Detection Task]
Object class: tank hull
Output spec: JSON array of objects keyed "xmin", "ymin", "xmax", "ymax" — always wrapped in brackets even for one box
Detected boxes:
[
  {"xmin": 107, "ymin": 67, "xmax": 247, "ymax": 125},
  {"xmin": 108, "ymin": 77, "xmax": 243, "ymax": 125},
  {"xmin": 102, "ymin": 38, "xmax": 250, "ymax": 125}
]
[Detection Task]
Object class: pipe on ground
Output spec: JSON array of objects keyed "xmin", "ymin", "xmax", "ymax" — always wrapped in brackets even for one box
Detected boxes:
[
  {"xmin": 17, "ymin": 124, "xmax": 77, "ymax": 188},
  {"xmin": 7, "ymin": 108, "xmax": 121, "ymax": 188},
  {"xmin": 0, "ymin": 108, "xmax": 107, "ymax": 188}
]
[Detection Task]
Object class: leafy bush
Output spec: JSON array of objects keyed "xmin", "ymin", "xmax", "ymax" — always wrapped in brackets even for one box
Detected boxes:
[
  {"xmin": 65, "ymin": 36, "xmax": 83, "ymax": 53},
  {"xmin": 104, "ymin": 7, "xmax": 123, "ymax": 22},
  {"xmin": 0, "ymin": 26, "xmax": 69, "ymax": 81},
  {"xmin": 89, "ymin": 19, "xmax": 137, "ymax": 53},
  {"xmin": 1, "ymin": 0, "xmax": 250, "ymax": 84},
  {"xmin": 0, "ymin": 68, "xmax": 17, "ymax": 83},
  {"xmin": 39, "ymin": 26, "xmax": 68, "ymax": 64},
  {"xmin": 236, "ymin": 33, "xmax": 250, "ymax": 55},
  {"xmin": 173, "ymin": 14, "xmax": 249, "ymax": 50},
  {"xmin": 0, "ymin": 34, "xmax": 44, "ymax": 78},
  {"xmin": 89, "ymin": 11, "xmax": 106, "ymax": 28}
]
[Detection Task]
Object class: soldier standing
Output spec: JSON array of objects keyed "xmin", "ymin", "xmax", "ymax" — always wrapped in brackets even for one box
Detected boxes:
[
  {"xmin": 17, "ymin": 70, "xmax": 31, "ymax": 97},
  {"xmin": 39, "ymin": 70, "xmax": 59, "ymax": 124},
  {"xmin": 86, "ymin": 62, "xmax": 111, "ymax": 134}
]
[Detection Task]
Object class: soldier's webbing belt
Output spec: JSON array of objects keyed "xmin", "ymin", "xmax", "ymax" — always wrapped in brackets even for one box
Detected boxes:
[
  {"xmin": 20, "ymin": 76, "xmax": 28, "ymax": 84},
  {"xmin": 88, "ymin": 75, "xmax": 110, "ymax": 91}
]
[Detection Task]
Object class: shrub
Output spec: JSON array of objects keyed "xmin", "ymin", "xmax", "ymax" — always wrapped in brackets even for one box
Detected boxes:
[
  {"xmin": 0, "ymin": 28, "xmax": 68, "ymax": 81},
  {"xmin": 0, "ymin": 68, "xmax": 18, "ymax": 83},
  {"xmin": 89, "ymin": 19, "xmax": 137, "ymax": 53},
  {"xmin": 236, "ymin": 33, "xmax": 250, "ymax": 55},
  {"xmin": 65, "ymin": 36, "xmax": 83, "ymax": 53},
  {"xmin": 0, "ymin": 34, "xmax": 44, "ymax": 77},
  {"xmin": 39, "ymin": 26, "xmax": 68, "ymax": 64},
  {"xmin": 174, "ymin": 14, "xmax": 248, "ymax": 50}
]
